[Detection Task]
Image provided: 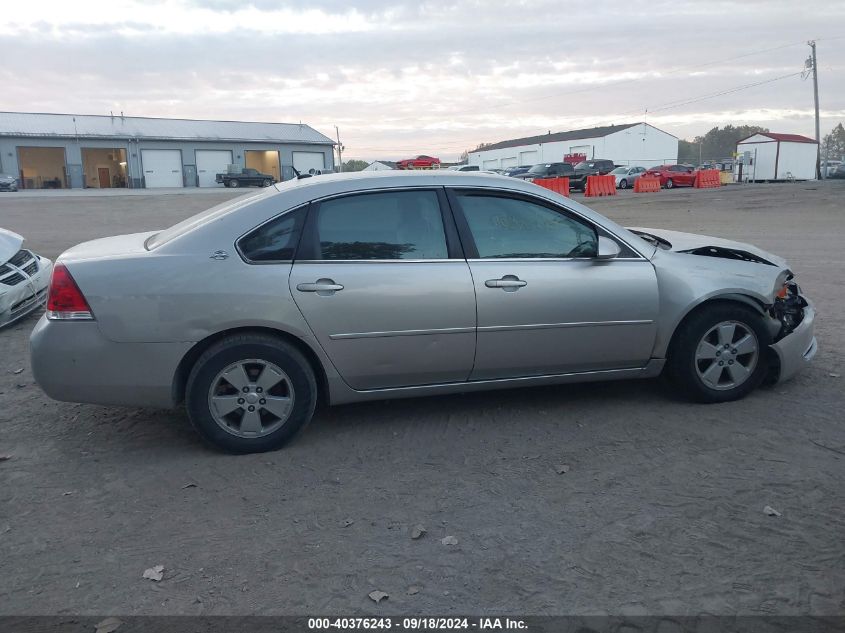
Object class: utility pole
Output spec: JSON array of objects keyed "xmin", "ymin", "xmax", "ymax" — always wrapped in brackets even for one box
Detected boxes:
[
  {"xmin": 808, "ymin": 40, "xmax": 821, "ymax": 179},
  {"xmin": 335, "ymin": 125, "xmax": 343, "ymax": 173}
]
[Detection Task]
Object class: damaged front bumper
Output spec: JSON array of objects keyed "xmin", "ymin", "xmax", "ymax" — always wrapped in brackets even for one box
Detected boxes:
[
  {"xmin": 770, "ymin": 299, "xmax": 817, "ymax": 383},
  {"xmin": 0, "ymin": 253, "xmax": 52, "ymax": 328}
]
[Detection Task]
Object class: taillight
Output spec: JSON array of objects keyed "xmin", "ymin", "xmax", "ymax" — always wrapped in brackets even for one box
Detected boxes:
[{"xmin": 46, "ymin": 263, "xmax": 94, "ymax": 320}]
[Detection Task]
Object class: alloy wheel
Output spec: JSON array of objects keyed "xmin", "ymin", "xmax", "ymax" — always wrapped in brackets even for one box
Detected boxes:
[
  {"xmin": 694, "ymin": 321, "xmax": 759, "ymax": 391},
  {"xmin": 208, "ymin": 359, "xmax": 295, "ymax": 437}
]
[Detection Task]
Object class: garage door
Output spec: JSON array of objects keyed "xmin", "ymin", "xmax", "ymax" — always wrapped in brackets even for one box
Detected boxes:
[
  {"xmin": 196, "ymin": 150, "xmax": 233, "ymax": 187},
  {"xmin": 500, "ymin": 157, "xmax": 517, "ymax": 169},
  {"xmin": 519, "ymin": 150, "xmax": 539, "ymax": 166},
  {"xmin": 141, "ymin": 149, "xmax": 183, "ymax": 188},
  {"xmin": 292, "ymin": 151, "xmax": 326, "ymax": 174},
  {"xmin": 482, "ymin": 159, "xmax": 499, "ymax": 170}
]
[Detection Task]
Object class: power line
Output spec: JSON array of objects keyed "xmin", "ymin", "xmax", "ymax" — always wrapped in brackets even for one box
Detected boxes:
[{"xmin": 646, "ymin": 71, "xmax": 804, "ymax": 114}]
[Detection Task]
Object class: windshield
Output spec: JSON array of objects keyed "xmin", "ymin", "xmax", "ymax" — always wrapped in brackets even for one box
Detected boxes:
[
  {"xmin": 610, "ymin": 167, "xmax": 627, "ymax": 175},
  {"xmin": 574, "ymin": 161, "xmax": 593, "ymax": 169},
  {"xmin": 527, "ymin": 164, "xmax": 551, "ymax": 175}
]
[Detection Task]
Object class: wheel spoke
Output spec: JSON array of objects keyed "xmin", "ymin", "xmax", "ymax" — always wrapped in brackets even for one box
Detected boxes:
[
  {"xmin": 221, "ymin": 364, "xmax": 250, "ymax": 391},
  {"xmin": 696, "ymin": 341, "xmax": 720, "ymax": 361},
  {"xmin": 700, "ymin": 361, "xmax": 724, "ymax": 387},
  {"xmin": 261, "ymin": 395, "xmax": 292, "ymax": 420},
  {"xmin": 256, "ymin": 365, "xmax": 285, "ymax": 392},
  {"xmin": 726, "ymin": 361, "xmax": 750, "ymax": 383},
  {"xmin": 717, "ymin": 323, "xmax": 736, "ymax": 346},
  {"xmin": 733, "ymin": 333, "xmax": 757, "ymax": 355},
  {"xmin": 239, "ymin": 409, "xmax": 263, "ymax": 434},
  {"xmin": 211, "ymin": 395, "xmax": 242, "ymax": 417}
]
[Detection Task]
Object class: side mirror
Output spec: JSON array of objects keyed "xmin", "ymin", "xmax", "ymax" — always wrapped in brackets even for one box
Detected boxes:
[{"xmin": 595, "ymin": 236, "xmax": 621, "ymax": 260}]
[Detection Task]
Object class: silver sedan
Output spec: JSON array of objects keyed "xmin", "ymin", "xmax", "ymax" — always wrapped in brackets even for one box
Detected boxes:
[
  {"xmin": 610, "ymin": 166, "xmax": 647, "ymax": 189},
  {"xmin": 30, "ymin": 172, "xmax": 817, "ymax": 453}
]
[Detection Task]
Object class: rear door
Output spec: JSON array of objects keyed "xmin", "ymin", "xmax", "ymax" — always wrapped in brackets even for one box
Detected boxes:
[
  {"xmin": 290, "ymin": 189, "xmax": 476, "ymax": 390},
  {"xmin": 448, "ymin": 189, "xmax": 659, "ymax": 380},
  {"xmin": 672, "ymin": 165, "xmax": 695, "ymax": 185}
]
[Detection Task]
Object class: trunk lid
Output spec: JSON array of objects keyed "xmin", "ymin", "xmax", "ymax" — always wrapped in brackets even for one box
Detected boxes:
[{"xmin": 58, "ymin": 231, "xmax": 158, "ymax": 263}]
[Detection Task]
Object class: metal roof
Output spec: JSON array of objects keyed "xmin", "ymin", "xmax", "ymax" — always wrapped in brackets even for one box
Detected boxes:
[
  {"xmin": 471, "ymin": 123, "xmax": 646, "ymax": 153},
  {"xmin": 0, "ymin": 111, "xmax": 335, "ymax": 145},
  {"xmin": 737, "ymin": 132, "xmax": 818, "ymax": 144}
]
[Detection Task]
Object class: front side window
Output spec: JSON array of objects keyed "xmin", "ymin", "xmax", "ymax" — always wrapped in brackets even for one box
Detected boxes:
[
  {"xmin": 238, "ymin": 206, "xmax": 307, "ymax": 262},
  {"xmin": 456, "ymin": 193, "xmax": 597, "ymax": 259},
  {"xmin": 314, "ymin": 190, "xmax": 448, "ymax": 260}
]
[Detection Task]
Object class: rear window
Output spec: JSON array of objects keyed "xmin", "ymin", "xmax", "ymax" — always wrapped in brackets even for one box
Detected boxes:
[{"xmin": 145, "ymin": 189, "xmax": 273, "ymax": 249}]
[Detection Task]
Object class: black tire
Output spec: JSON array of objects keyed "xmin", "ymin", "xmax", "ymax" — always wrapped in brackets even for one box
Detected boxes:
[
  {"xmin": 619, "ymin": 179, "xmax": 628, "ymax": 189},
  {"xmin": 229, "ymin": 179, "xmax": 240, "ymax": 188},
  {"xmin": 665, "ymin": 178, "xmax": 674, "ymax": 189},
  {"xmin": 186, "ymin": 333, "xmax": 317, "ymax": 453},
  {"xmin": 262, "ymin": 179, "xmax": 272, "ymax": 187},
  {"xmin": 665, "ymin": 303, "xmax": 772, "ymax": 403}
]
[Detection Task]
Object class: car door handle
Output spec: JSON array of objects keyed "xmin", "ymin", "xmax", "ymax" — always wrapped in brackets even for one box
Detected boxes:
[
  {"xmin": 485, "ymin": 276, "xmax": 527, "ymax": 291},
  {"xmin": 296, "ymin": 279, "xmax": 344, "ymax": 294}
]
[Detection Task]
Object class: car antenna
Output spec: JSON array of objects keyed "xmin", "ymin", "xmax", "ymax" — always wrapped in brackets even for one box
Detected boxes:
[{"xmin": 292, "ymin": 166, "xmax": 311, "ymax": 180}]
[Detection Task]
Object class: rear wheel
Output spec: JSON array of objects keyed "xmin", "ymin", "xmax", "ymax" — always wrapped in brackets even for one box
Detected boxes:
[
  {"xmin": 186, "ymin": 334, "xmax": 317, "ymax": 453},
  {"xmin": 665, "ymin": 178, "xmax": 674, "ymax": 189},
  {"xmin": 262, "ymin": 179, "xmax": 272, "ymax": 187},
  {"xmin": 666, "ymin": 304, "xmax": 771, "ymax": 403}
]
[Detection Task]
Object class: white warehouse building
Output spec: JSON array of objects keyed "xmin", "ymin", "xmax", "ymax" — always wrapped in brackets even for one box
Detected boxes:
[
  {"xmin": 468, "ymin": 123, "xmax": 678, "ymax": 171},
  {"xmin": 734, "ymin": 132, "xmax": 818, "ymax": 182}
]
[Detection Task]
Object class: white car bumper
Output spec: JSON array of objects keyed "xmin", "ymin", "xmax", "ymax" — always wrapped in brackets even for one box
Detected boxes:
[{"xmin": 0, "ymin": 253, "xmax": 52, "ymax": 328}]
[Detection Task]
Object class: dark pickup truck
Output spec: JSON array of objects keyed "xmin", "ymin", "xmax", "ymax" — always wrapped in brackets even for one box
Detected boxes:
[
  {"xmin": 216, "ymin": 168, "xmax": 276, "ymax": 188},
  {"xmin": 568, "ymin": 159, "xmax": 616, "ymax": 191}
]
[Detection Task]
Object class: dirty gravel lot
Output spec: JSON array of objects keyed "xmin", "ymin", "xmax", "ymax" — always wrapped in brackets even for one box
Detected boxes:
[{"xmin": 0, "ymin": 182, "xmax": 843, "ymax": 616}]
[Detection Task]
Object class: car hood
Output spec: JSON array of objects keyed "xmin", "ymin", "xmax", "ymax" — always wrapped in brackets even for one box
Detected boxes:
[
  {"xmin": 628, "ymin": 227, "xmax": 788, "ymax": 268},
  {"xmin": 0, "ymin": 228, "xmax": 24, "ymax": 264}
]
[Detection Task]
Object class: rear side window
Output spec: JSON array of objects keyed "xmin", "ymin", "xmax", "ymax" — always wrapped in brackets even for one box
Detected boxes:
[
  {"xmin": 311, "ymin": 190, "xmax": 448, "ymax": 260},
  {"xmin": 238, "ymin": 207, "xmax": 306, "ymax": 262}
]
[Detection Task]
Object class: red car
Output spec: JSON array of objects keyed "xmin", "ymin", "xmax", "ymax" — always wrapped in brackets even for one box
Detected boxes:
[
  {"xmin": 643, "ymin": 164, "xmax": 696, "ymax": 189},
  {"xmin": 396, "ymin": 155, "xmax": 441, "ymax": 169}
]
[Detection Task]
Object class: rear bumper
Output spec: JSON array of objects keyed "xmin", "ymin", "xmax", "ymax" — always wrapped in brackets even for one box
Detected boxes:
[
  {"xmin": 770, "ymin": 302, "xmax": 817, "ymax": 383},
  {"xmin": 30, "ymin": 316, "xmax": 192, "ymax": 409}
]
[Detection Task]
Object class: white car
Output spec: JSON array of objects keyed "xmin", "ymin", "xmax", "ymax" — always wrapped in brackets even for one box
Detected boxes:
[
  {"xmin": 0, "ymin": 229, "xmax": 53, "ymax": 328},
  {"xmin": 0, "ymin": 173, "xmax": 18, "ymax": 192},
  {"xmin": 610, "ymin": 166, "xmax": 647, "ymax": 189}
]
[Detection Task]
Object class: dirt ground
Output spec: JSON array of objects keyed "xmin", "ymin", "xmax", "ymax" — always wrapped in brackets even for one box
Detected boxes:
[{"xmin": 0, "ymin": 182, "xmax": 843, "ymax": 616}]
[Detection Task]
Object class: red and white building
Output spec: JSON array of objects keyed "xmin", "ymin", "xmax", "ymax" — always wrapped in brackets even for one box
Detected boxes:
[{"xmin": 734, "ymin": 132, "xmax": 819, "ymax": 182}]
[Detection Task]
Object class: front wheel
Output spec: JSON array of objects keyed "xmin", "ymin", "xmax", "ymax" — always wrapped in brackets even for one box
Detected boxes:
[
  {"xmin": 666, "ymin": 304, "xmax": 772, "ymax": 403},
  {"xmin": 619, "ymin": 179, "xmax": 628, "ymax": 189},
  {"xmin": 186, "ymin": 334, "xmax": 317, "ymax": 453},
  {"xmin": 665, "ymin": 179, "xmax": 674, "ymax": 189},
  {"xmin": 262, "ymin": 179, "xmax": 272, "ymax": 187},
  {"xmin": 228, "ymin": 179, "xmax": 240, "ymax": 188}
]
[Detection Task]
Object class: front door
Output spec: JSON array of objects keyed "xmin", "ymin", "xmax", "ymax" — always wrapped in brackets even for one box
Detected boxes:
[
  {"xmin": 448, "ymin": 189, "xmax": 659, "ymax": 380},
  {"xmin": 98, "ymin": 167, "xmax": 110, "ymax": 188},
  {"xmin": 290, "ymin": 189, "xmax": 476, "ymax": 390}
]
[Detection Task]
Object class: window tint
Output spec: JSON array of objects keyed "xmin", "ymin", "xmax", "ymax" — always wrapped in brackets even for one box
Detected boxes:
[
  {"xmin": 315, "ymin": 190, "xmax": 447, "ymax": 260},
  {"xmin": 238, "ymin": 207, "xmax": 306, "ymax": 261},
  {"xmin": 457, "ymin": 193, "xmax": 597, "ymax": 259}
]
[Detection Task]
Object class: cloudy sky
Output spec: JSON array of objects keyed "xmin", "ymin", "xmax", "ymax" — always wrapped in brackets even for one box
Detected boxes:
[{"xmin": 1, "ymin": 0, "xmax": 843, "ymax": 161}]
